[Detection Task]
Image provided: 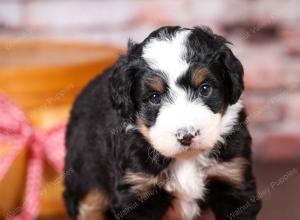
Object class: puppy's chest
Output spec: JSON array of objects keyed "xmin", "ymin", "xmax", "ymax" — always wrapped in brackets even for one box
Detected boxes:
[{"xmin": 164, "ymin": 157, "xmax": 210, "ymax": 220}]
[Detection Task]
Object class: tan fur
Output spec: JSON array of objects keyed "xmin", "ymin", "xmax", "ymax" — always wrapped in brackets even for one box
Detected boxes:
[
  {"xmin": 124, "ymin": 169, "xmax": 167, "ymax": 194},
  {"xmin": 206, "ymin": 157, "xmax": 249, "ymax": 187},
  {"xmin": 78, "ymin": 189, "xmax": 109, "ymax": 220},
  {"xmin": 175, "ymin": 148, "xmax": 206, "ymax": 159},
  {"xmin": 146, "ymin": 75, "xmax": 166, "ymax": 93},
  {"xmin": 137, "ymin": 118, "xmax": 151, "ymax": 140},
  {"xmin": 191, "ymin": 68, "xmax": 208, "ymax": 87}
]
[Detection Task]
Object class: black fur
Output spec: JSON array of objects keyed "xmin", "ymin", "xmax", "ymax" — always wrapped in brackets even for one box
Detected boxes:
[{"xmin": 64, "ymin": 26, "xmax": 261, "ymax": 220}]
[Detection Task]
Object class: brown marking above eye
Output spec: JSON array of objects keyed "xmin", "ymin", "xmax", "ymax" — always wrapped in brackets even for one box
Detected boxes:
[
  {"xmin": 191, "ymin": 68, "xmax": 209, "ymax": 87},
  {"xmin": 146, "ymin": 75, "xmax": 166, "ymax": 93}
]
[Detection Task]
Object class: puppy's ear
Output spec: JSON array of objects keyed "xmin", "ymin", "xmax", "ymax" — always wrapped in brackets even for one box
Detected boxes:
[
  {"xmin": 109, "ymin": 41, "xmax": 142, "ymax": 120},
  {"xmin": 222, "ymin": 48, "xmax": 244, "ymax": 105},
  {"xmin": 109, "ymin": 56, "xmax": 136, "ymax": 121}
]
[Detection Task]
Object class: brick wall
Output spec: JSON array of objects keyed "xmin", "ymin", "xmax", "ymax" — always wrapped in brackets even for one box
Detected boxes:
[{"xmin": 0, "ymin": 0, "xmax": 300, "ymax": 161}]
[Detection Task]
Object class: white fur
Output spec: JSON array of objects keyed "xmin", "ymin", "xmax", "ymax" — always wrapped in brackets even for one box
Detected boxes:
[
  {"xmin": 148, "ymin": 94, "xmax": 222, "ymax": 157},
  {"xmin": 142, "ymin": 29, "xmax": 190, "ymax": 82},
  {"xmin": 149, "ymin": 98, "xmax": 243, "ymax": 157},
  {"xmin": 165, "ymin": 159, "xmax": 202, "ymax": 219},
  {"xmin": 165, "ymin": 155, "xmax": 215, "ymax": 219},
  {"xmin": 219, "ymin": 100, "xmax": 243, "ymax": 142},
  {"xmin": 166, "ymin": 158, "xmax": 206, "ymax": 200}
]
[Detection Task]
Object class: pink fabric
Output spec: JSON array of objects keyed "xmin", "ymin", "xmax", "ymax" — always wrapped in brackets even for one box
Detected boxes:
[{"xmin": 0, "ymin": 94, "xmax": 66, "ymax": 220}]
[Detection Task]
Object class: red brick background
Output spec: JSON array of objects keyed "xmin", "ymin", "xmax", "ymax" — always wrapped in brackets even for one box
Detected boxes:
[{"xmin": 0, "ymin": 0, "xmax": 299, "ymax": 162}]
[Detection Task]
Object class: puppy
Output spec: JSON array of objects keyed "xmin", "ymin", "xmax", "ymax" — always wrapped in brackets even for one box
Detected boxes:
[{"xmin": 64, "ymin": 26, "xmax": 262, "ymax": 220}]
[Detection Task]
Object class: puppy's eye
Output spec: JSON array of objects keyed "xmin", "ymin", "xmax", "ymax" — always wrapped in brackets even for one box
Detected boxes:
[
  {"xmin": 199, "ymin": 84, "xmax": 213, "ymax": 97},
  {"xmin": 149, "ymin": 93, "xmax": 162, "ymax": 105}
]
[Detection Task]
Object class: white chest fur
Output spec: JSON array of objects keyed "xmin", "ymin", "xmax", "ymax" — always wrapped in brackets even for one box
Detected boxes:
[{"xmin": 164, "ymin": 155, "xmax": 210, "ymax": 220}]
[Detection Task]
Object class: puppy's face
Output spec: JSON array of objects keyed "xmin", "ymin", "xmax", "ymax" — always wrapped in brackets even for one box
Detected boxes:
[{"xmin": 110, "ymin": 27, "xmax": 244, "ymax": 158}]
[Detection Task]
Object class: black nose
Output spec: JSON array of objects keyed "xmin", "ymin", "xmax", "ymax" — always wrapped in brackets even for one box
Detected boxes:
[
  {"xmin": 178, "ymin": 134, "xmax": 194, "ymax": 146},
  {"xmin": 176, "ymin": 127, "xmax": 198, "ymax": 146}
]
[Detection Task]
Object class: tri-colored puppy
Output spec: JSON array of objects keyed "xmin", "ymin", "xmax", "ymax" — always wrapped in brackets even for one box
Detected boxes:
[{"xmin": 64, "ymin": 26, "xmax": 262, "ymax": 220}]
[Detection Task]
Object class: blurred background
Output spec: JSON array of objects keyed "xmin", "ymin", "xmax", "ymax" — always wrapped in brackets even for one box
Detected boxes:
[{"xmin": 0, "ymin": 0, "xmax": 299, "ymax": 220}]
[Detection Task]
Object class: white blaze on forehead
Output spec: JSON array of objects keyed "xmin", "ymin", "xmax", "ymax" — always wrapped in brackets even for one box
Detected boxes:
[{"xmin": 142, "ymin": 30, "xmax": 191, "ymax": 83}]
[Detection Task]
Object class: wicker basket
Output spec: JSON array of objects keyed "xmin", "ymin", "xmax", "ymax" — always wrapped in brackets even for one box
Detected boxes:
[{"xmin": 0, "ymin": 39, "xmax": 121, "ymax": 219}]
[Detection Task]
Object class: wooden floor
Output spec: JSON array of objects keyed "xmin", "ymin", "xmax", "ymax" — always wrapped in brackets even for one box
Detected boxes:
[{"xmin": 254, "ymin": 161, "xmax": 300, "ymax": 220}]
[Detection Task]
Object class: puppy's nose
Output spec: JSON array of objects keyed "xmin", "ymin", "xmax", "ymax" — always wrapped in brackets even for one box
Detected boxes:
[
  {"xmin": 178, "ymin": 133, "xmax": 194, "ymax": 146},
  {"xmin": 176, "ymin": 127, "xmax": 198, "ymax": 146}
]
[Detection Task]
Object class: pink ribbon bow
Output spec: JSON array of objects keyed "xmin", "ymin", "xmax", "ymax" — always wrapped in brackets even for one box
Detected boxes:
[{"xmin": 0, "ymin": 94, "xmax": 66, "ymax": 220}]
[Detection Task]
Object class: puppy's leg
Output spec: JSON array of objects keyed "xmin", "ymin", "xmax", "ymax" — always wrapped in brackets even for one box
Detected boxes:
[
  {"xmin": 77, "ymin": 189, "xmax": 109, "ymax": 220},
  {"xmin": 110, "ymin": 185, "xmax": 172, "ymax": 220},
  {"xmin": 208, "ymin": 169, "xmax": 262, "ymax": 220}
]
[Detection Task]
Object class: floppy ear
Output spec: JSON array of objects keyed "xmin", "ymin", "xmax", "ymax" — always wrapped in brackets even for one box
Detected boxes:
[
  {"xmin": 222, "ymin": 48, "xmax": 244, "ymax": 105},
  {"xmin": 109, "ymin": 41, "xmax": 143, "ymax": 121},
  {"xmin": 109, "ymin": 56, "xmax": 136, "ymax": 121}
]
